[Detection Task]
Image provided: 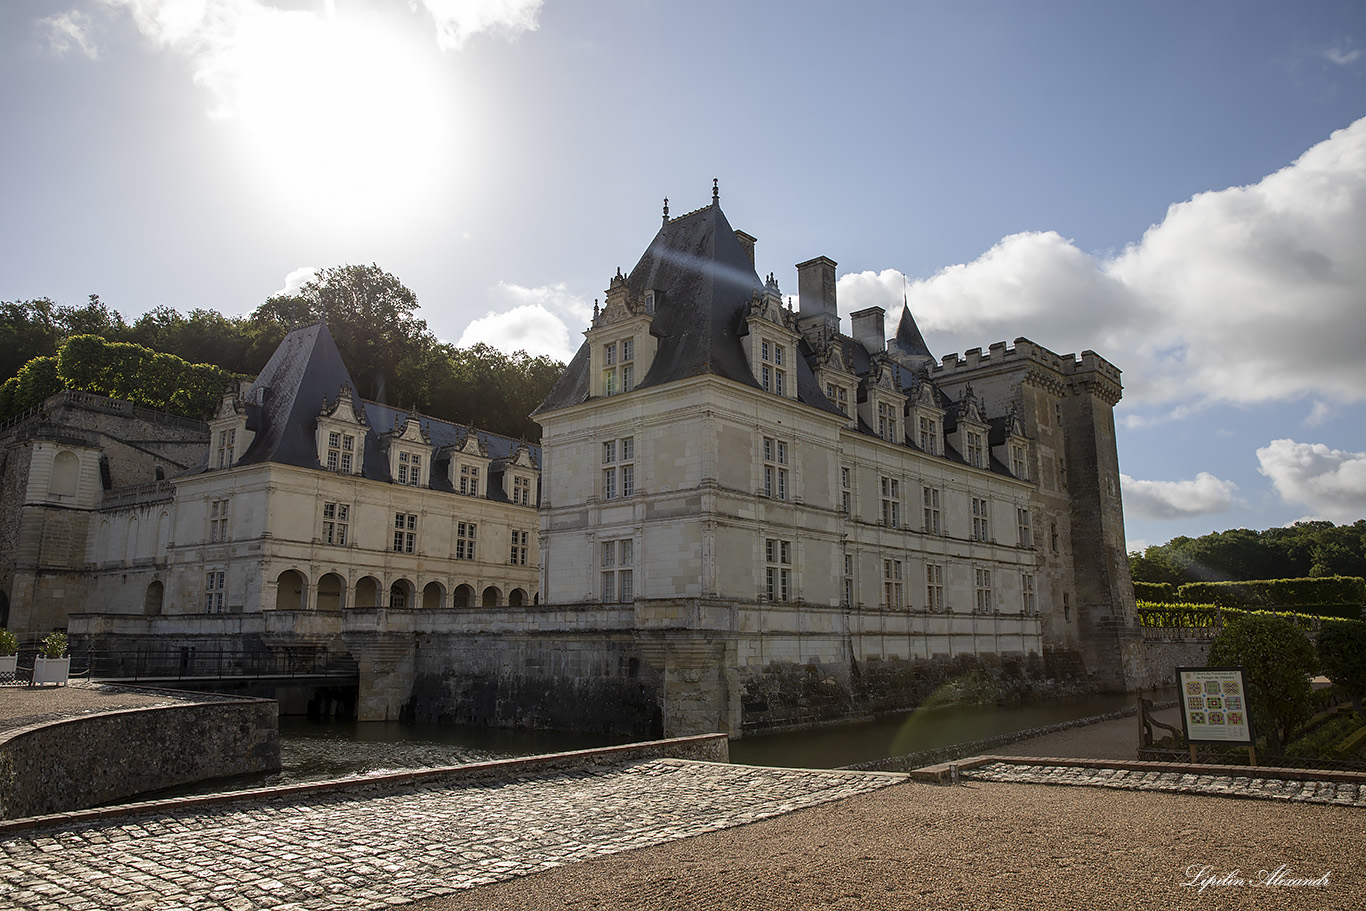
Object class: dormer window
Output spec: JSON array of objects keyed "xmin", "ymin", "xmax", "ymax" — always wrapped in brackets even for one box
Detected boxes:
[
  {"xmin": 1011, "ymin": 443, "xmax": 1029, "ymax": 480},
  {"xmin": 761, "ymin": 339, "xmax": 787, "ymax": 395},
  {"xmin": 966, "ymin": 430, "xmax": 985, "ymax": 468},
  {"xmin": 215, "ymin": 429, "xmax": 236, "ymax": 469},
  {"xmin": 513, "ymin": 475, "xmax": 532, "ymax": 505},
  {"xmin": 825, "ymin": 383, "xmax": 849, "ymax": 416},
  {"xmin": 603, "ymin": 337, "xmax": 635, "ymax": 396},
  {"xmin": 644, "ymin": 291, "xmax": 656, "ymax": 313},
  {"xmin": 459, "ymin": 463, "xmax": 481, "ymax": 496},
  {"xmin": 877, "ymin": 401, "xmax": 898, "ymax": 442},
  {"xmin": 397, "ymin": 450, "xmax": 423, "ymax": 486},
  {"xmin": 326, "ymin": 431, "xmax": 357, "ymax": 473},
  {"xmin": 918, "ymin": 416, "xmax": 939, "ymax": 455}
]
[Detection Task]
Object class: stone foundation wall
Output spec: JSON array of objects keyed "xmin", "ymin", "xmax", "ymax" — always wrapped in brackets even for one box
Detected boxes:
[
  {"xmin": 1136, "ymin": 639, "xmax": 1212, "ymax": 689},
  {"xmin": 0, "ymin": 698, "xmax": 280, "ymax": 819}
]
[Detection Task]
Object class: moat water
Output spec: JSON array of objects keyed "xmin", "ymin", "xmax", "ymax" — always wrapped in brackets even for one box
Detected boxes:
[{"xmin": 162, "ymin": 691, "xmax": 1138, "ymax": 799}]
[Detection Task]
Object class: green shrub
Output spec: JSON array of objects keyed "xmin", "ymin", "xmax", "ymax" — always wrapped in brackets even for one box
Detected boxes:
[
  {"xmin": 1178, "ymin": 577, "xmax": 1365, "ymax": 610},
  {"xmin": 1133, "ymin": 581, "xmax": 1177, "ymax": 603},
  {"xmin": 1318, "ymin": 620, "xmax": 1366, "ymax": 714},
  {"xmin": 40, "ymin": 631, "xmax": 67, "ymax": 659},
  {"xmin": 0, "ymin": 628, "xmax": 17, "ymax": 657},
  {"xmin": 1208, "ymin": 613, "xmax": 1317, "ymax": 756}
]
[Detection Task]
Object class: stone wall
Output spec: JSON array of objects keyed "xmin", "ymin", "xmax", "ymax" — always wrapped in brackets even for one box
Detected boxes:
[
  {"xmin": 1136, "ymin": 638, "xmax": 1213, "ymax": 689},
  {"xmin": 0, "ymin": 698, "xmax": 280, "ymax": 819}
]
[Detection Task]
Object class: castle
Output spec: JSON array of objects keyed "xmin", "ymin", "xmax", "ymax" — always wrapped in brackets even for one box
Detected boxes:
[{"xmin": 1, "ymin": 191, "xmax": 1141, "ymax": 736}]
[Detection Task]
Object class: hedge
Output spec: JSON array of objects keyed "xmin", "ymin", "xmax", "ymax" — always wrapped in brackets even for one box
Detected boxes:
[
  {"xmin": 1133, "ymin": 581, "xmax": 1177, "ymax": 603},
  {"xmin": 1178, "ymin": 577, "xmax": 1365, "ymax": 610},
  {"xmin": 1136, "ymin": 603, "xmax": 1357, "ymax": 630}
]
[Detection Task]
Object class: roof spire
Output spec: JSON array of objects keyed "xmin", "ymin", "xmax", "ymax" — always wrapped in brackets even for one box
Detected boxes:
[
  {"xmin": 662, "ymin": 197, "xmax": 669, "ymax": 224},
  {"xmin": 712, "ymin": 178, "xmax": 719, "ymax": 205}
]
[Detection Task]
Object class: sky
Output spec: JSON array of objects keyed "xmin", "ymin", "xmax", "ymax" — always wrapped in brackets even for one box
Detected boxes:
[{"xmin": 3, "ymin": 0, "xmax": 1365, "ymax": 552}]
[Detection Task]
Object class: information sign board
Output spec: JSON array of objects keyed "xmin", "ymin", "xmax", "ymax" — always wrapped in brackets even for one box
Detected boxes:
[{"xmin": 1177, "ymin": 666, "xmax": 1254, "ymax": 746}]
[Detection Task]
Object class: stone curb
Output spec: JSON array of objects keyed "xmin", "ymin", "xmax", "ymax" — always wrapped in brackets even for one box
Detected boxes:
[
  {"xmin": 912, "ymin": 754, "xmax": 1366, "ymax": 787},
  {"xmin": 0, "ymin": 733, "xmax": 730, "ymax": 836}
]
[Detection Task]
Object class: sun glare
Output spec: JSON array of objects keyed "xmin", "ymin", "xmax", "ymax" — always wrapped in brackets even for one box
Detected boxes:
[{"xmin": 223, "ymin": 4, "xmax": 460, "ymax": 230}]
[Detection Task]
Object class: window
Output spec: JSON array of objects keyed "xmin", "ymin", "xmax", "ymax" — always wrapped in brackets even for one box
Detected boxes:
[
  {"xmin": 393, "ymin": 512, "xmax": 417, "ymax": 553},
  {"xmin": 826, "ymin": 383, "xmax": 848, "ymax": 416},
  {"xmin": 603, "ymin": 338, "xmax": 635, "ymax": 395},
  {"xmin": 926, "ymin": 563, "xmax": 944, "ymax": 611},
  {"xmin": 971, "ymin": 497, "xmax": 991, "ymax": 542},
  {"xmin": 1050, "ymin": 522, "xmax": 1059, "ymax": 554},
  {"xmin": 922, "ymin": 487, "xmax": 941, "ymax": 535},
  {"xmin": 456, "ymin": 522, "xmax": 477, "ymax": 560},
  {"xmin": 205, "ymin": 571, "xmax": 225, "ymax": 613},
  {"xmin": 644, "ymin": 291, "xmax": 655, "ymax": 313},
  {"xmin": 765, "ymin": 538, "xmax": 792, "ymax": 601},
  {"xmin": 513, "ymin": 475, "xmax": 532, "ymax": 506},
  {"xmin": 397, "ymin": 451, "xmax": 422, "ymax": 486},
  {"xmin": 1011, "ymin": 444, "xmax": 1028, "ymax": 480},
  {"xmin": 603, "ymin": 437, "xmax": 634, "ymax": 499},
  {"xmin": 1058, "ymin": 457, "xmax": 1067, "ymax": 488},
  {"xmin": 1022, "ymin": 573, "xmax": 1037, "ymax": 615},
  {"xmin": 761, "ymin": 339, "xmax": 787, "ymax": 395},
  {"xmin": 843, "ymin": 553, "xmax": 854, "ymax": 606},
  {"xmin": 1063, "ymin": 592, "xmax": 1071, "ymax": 622},
  {"xmin": 1017, "ymin": 507, "xmax": 1032, "ymax": 547},
  {"xmin": 325, "ymin": 431, "xmax": 355, "ymax": 473},
  {"xmin": 601, "ymin": 539, "xmax": 634, "ymax": 602},
  {"xmin": 877, "ymin": 401, "xmax": 898, "ymax": 442},
  {"xmin": 840, "ymin": 467, "xmax": 851, "ymax": 516},
  {"xmin": 509, "ymin": 530, "xmax": 529, "ymax": 566},
  {"xmin": 975, "ymin": 567, "xmax": 993, "ymax": 613},
  {"xmin": 216, "ymin": 429, "xmax": 235, "ymax": 469},
  {"xmin": 209, "ymin": 499, "xmax": 229, "ymax": 543},
  {"xmin": 322, "ymin": 502, "xmax": 349, "ymax": 546},
  {"xmin": 880, "ymin": 477, "xmax": 900, "ymax": 527},
  {"xmin": 918, "ymin": 416, "xmax": 938, "ymax": 455},
  {"xmin": 762, "ymin": 437, "xmax": 789, "ymax": 500},
  {"xmin": 883, "ymin": 559, "xmax": 903, "ymax": 608},
  {"xmin": 966, "ymin": 431, "xmax": 984, "ymax": 468},
  {"xmin": 459, "ymin": 464, "xmax": 481, "ymax": 497}
]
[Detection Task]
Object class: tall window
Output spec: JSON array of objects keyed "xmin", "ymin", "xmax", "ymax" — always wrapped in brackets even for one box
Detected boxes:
[
  {"xmin": 918, "ymin": 416, "xmax": 938, "ymax": 455},
  {"xmin": 765, "ymin": 538, "xmax": 792, "ymax": 601},
  {"xmin": 971, "ymin": 497, "xmax": 991, "ymax": 542},
  {"xmin": 843, "ymin": 553, "xmax": 854, "ymax": 606},
  {"xmin": 763, "ymin": 437, "xmax": 789, "ymax": 500},
  {"xmin": 826, "ymin": 383, "xmax": 848, "ymax": 416},
  {"xmin": 880, "ymin": 477, "xmax": 900, "ymax": 527},
  {"xmin": 209, "ymin": 499, "xmax": 230, "ymax": 543},
  {"xmin": 877, "ymin": 401, "xmax": 898, "ymax": 442},
  {"xmin": 1017, "ymin": 507, "xmax": 1032, "ymax": 547},
  {"xmin": 604, "ymin": 338, "xmax": 635, "ymax": 395},
  {"xmin": 509, "ymin": 530, "xmax": 529, "ymax": 566},
  {"xmin": 459, "ymin": 463, "xmax": 481, "ymax": 497},
  {"xmin": 926, "ymin": 563, "xmax": 944, "ymax": 611},
  {"xmin": 966, "ymin": 431, "xmax": 985, "ymax": 468},
  {"xmin": 1058, "ymin": 457, "xmax": 1067, "ymax": 488},
  {"xmin": 840, "ymin": 467, "xmax": 852, "ymax": 516},
  {"xmin": 883, "ymin": 559, "xmax": 903, "ymax": 608},
  {"xmin": 393, "ymin": 512, "xmax": 417, "ymax": 553},
  {"xmin": 216, "ymin": 429, "xmax": 235, "ymax": 469},
  {"xmin": 974, "ymin": 567, "xmax": 993, "ymax": 613},
  {"xmin": 513, "ymin": 475, "xmax": 532, "ymax": 506},
  {"xmin": 397, "ymin": 451, "xmax": 422, "ymax": 486},
  {"xmin": 1011, "ymin": 444, "xmax": 1028, "ymax": 480},
  {"xmin": 205, "ymin": 571, "xmax": 225, "ymax": 613},
  {"xmin": 1063, "ymin": 592, "xmax": 1071, "ymax": 622},
  {"xmin": 601, "ymin": 539, "xmax": 634, "ymax": 602},
  {"xmin": 761, "ymin": 339, "xmax": 786, "ymax": 395},
  {"xmin": 322, "ymin": 502, "xmax": 349, "ymax": 545},
  {"xmin": 1022, "ymin": 573, "xmax": 1037, "ymax": 614},
  {"xmin": 456, "ymin": 522, "xmax": 477, "ymax": 560},
  {"xmin": 603, "ymin": 437, "xmax": 634, "ymax": 499},
  {"xmin": 326, "ymin": 431, "xmax": 355, "ymax": 473},
  {"xmin": 1050, "ymin": 522, "xmax": 1059, "ymax": 553},
  {"xmin": 922, "ymin": 487, "xmax": 941, "ymax": 535}
]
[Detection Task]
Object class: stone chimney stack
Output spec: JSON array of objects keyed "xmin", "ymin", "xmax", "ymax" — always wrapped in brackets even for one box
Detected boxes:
[
  {"xmin": 795, "ymin": 256, "xmax": 840, "ymax": 347},
  {"xmin": 734, "ymin": 231, "xmax": 757, "ymax": 268},
  {"xmin": 850, "ymin": 307, "xmax": 886, "ymax": 353}
]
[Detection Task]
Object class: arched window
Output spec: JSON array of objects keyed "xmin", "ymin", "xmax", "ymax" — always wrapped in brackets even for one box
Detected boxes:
[
  {"xmin": 317, "ymin": 573, "xmax": 345, "ymax": 611},
  {"xmin": 452, "ymin": 584, "xmax": 474, "ymax": 608},
  {"xmin": 276, "ymin": 570, "xmax": 306, "ymax": 611},
  {"xmin": 49, "ymin": 450, "xmax": 79, "ymax": 498},
  {"xmin": 481, "ymin": 585, "xmax": 500, "ymax": 607},
  {"xmin": 421, "ymin": 581, "xmax": 444, "ymax": 610},
  {"xmin": 144, "ymin": 580, "xmax": 165, "ymax": 616}
]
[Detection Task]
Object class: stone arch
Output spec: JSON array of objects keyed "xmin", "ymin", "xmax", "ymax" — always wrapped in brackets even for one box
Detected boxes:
[
  {"xmin": 508, "ymin": 588, "xmax": 528, "ymax": 607},
  {"xmin": 317, "ymin": 573, "xmax": 345, "ymax": 611},
  {"xmin": 421, "ymin": 581, "xmax": 445, "ymax": 610},
  {"xmin": 276, "ymin": 569, "xmax": 307, "ymax": 611},
  {"xmin": 481, "ymin": 585, "xmax": 501, "ymax": 607},
  {"xmin": 355, "ymin": 576, "xmax": 381, "ymax": 609},
  {"xmin": 389, "ymin": 578, "xmax": 415, "ymax": 610},
  {"xmin": 451, "ymin": 584, "xmax": 474, "ymax": 608},
  {"xmin": 50, "ymin": 450, "xmax": 79, "ymax": 498},
  {"xmin": 144, "ymin": 580, "xmax": 164, "ymax": 616}
]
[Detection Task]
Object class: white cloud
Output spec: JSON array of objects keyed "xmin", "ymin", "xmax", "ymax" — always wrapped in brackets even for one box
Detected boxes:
[
  {"xmin": 1324, "ymin": 43, "xmax": 1362, "ymax": 66},
  {"xmin": 839, "ymin": 117, "xmax": 1366, "ymax": 417},
  {"xmin": 1304, "ymin": 400, "xmax": 1336, "ymax": 428},
  {"xmin": 455, "ymin": 281, "xmax": 589, "ymax": 361},
  {"xmin": 43, "ymin": 10, "xmax": 99, "ymax": 58},
  {"xmin": 412, "ymin": 0, "xmax": 542, "ymax": 52},
  {"xmin": 1256, "ymin": 438, "xmax": 1366, "ymax": 523},
  {"xmin": 1119, "ymin": 472, "xmax": 1241, "ymax": 520},
  {"xmin": 273, "ymin": 266, "xmax": 317, "ymax": 298}
]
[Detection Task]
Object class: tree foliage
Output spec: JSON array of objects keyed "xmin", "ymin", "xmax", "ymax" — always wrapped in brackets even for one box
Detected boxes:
[
  {"xmin": 1316, "ymin": 620, "xmax": 1366, "ymax": 714},
  {"xmin": 1207, "ymin": 612, "xmax": 1317, "ymax": 755},
  {"xmin": 1130, "ymin": 522, "xmax": 1366, "ymax": 585}
]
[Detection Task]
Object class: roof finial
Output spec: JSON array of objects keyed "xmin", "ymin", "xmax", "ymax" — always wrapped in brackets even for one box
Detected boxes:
[
  {"xmin": 712, "ymin": 178, "xmax": 719, "ymax": 205},
  {"xmin": 662, "ymin": 197, "xmax": 669, "ymax": 224}
]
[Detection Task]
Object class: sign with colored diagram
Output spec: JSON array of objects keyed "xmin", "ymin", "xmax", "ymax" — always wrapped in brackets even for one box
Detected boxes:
[{"xmin": 1178, "ymin": 667, "xmax": 1254, "ymax": 745}]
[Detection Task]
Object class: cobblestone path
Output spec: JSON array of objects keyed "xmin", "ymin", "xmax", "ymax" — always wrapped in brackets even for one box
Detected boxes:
[
  {"xmin": 0, "ymin": 760, "xmax": 903, "ymax": 911},
  {"xmin": 966, "ymin": 761, "xmax": 1366, "ymax": 807}
]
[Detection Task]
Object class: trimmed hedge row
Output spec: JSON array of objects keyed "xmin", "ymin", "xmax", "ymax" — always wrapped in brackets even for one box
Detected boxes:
[
  {"xmin": 1133, "ymin": 581, "xmax": 1177, "ymax": 603},
  {"xmin": 1178, "ymin": 577, "xmax": 1365, "ymax": 609},
  {"xmin": 1136, "ymin": 603, "xmax": 1356, "ymax": 630}
]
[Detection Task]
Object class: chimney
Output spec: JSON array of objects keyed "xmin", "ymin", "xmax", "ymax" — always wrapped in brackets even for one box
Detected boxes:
[
  {"xmin": 850, "ymin": 307, "xmax": 886, "ymax": 353},
  {"xmin": 734, "ymin": 231, "xmax": 757, "ymax": 268},
  {"xmin": 796, "ymin": 256, "xmax": 838, "ymax": 319}
]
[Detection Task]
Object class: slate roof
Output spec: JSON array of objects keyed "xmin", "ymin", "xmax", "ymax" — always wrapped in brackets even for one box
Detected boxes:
[
  {"xmin": 891, "ymin": 305, "xmax": 934, "ymax": 362},
  {"xmin": 227, "ymin": 322, "xmax": 537, "ymax": 497}
]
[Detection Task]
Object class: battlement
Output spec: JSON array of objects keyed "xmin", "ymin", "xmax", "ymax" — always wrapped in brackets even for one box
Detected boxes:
[{"xmin": 929, "ymin": 337, "xmax": 1123, "ymax": 386}]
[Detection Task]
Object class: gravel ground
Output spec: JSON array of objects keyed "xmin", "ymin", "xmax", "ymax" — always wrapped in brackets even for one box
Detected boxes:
[
  {"xmin": 0, "ymin": 682, "xmax": 215, "ymax": 733},
  {"xmin": 405, "ymin": 778, "xmax": 1363, "ymax": 911}
]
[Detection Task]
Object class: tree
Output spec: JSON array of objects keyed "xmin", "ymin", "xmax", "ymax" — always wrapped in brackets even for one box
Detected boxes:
[
  {"xmin": 1317, "ymin": 620, "xmax": 1366, "ymax": 715},
  {"xmin": 1207, "ymin": 613, "xmax": 1317, "ymax": 756}
]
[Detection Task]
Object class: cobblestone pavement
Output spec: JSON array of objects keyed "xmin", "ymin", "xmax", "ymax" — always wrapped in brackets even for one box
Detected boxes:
[
  {"xmin": 966, "ymin": 761, "xmax": 1366, "ymax": 806},
  {"xmin": 0, "ymin": 759, "xmax": 903, "ymax": 911}
]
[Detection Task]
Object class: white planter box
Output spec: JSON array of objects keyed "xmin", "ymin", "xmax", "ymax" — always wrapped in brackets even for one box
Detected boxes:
[
  {"xmin": 33, "ymin": 656, "xmax": 70, "ymax": 685},
  {"xmin": 0, "ymin": 655, "xmax": 16, "ymax": 679}
]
